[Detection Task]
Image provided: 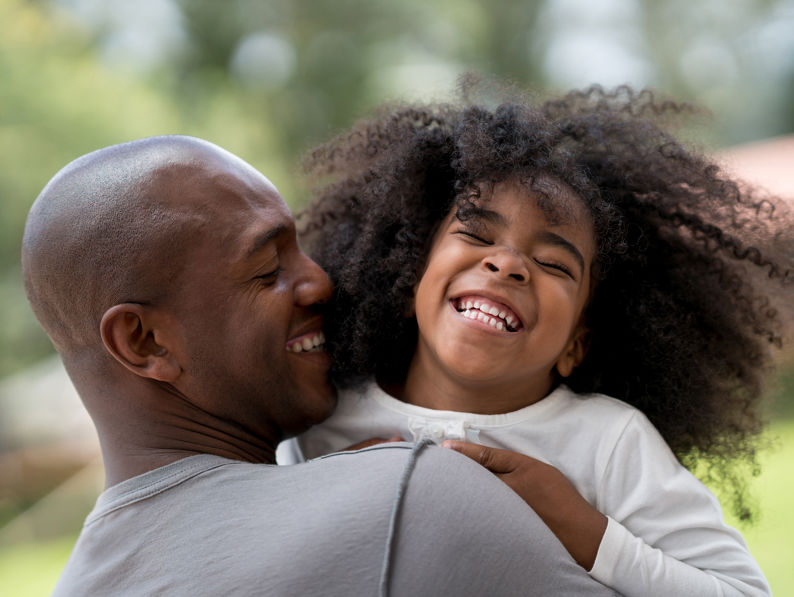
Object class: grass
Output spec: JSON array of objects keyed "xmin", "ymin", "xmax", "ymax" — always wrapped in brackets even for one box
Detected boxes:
[
  {"xmin": 721, "ymin": 417, "xmax": 794, "ymax": 593},
  {"xmin": 0, "ymin": 535, "xmax": 76, "ymax": 597},
  {"xmin": 0, "ymin": 419, "xmax": 792, "ymax": 595}
]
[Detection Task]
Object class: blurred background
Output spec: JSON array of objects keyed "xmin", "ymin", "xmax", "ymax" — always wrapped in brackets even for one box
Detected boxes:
[{"xmin": 1, "ymin": 0, "xmax": 793, "ymax": 593}]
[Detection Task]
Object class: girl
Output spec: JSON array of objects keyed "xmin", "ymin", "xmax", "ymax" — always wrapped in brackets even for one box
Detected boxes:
[{"xmin": 278, "ymin": 83, "xmax": 791, "ymax": 596}]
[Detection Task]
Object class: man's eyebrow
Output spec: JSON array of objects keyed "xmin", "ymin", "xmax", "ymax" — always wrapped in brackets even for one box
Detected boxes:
[
  {"xmin": 247, "ymin": 224, "xmax": 289, "ymax": 257},
  {"xmin": 537, "ymin": 231, "xmax": 586, "ymax": 273}
]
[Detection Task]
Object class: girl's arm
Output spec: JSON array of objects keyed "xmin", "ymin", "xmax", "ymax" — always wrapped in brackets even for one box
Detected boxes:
[{"xmin": 443, "ymin": 437, "xmax": 771, "ymax": 597}]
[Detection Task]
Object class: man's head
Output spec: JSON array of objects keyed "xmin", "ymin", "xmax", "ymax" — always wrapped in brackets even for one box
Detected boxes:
[{"xmin": 22, "ymin": 136, "xmax": 335, "ymax": 461}]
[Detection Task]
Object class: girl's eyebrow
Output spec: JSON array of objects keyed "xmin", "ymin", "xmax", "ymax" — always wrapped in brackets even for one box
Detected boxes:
[{"xmin": 459, "ymin": 206, "xmax": 505, "ymax": 226}]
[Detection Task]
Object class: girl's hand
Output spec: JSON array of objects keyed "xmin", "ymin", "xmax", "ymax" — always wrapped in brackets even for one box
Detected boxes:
[{"xmin": 442, "ymin": 440, "xmax": 607, "ymax": 571}]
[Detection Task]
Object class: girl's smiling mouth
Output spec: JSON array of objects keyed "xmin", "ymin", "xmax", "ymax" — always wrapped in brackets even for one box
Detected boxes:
[{"xmin": 451, "ymin": 295, "xmax": 523, "ymax": 332}]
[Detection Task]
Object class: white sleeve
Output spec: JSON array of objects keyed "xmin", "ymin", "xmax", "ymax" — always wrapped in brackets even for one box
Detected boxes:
[{"xmin": 587, "ymin": 412, "xmax": 770, "ymax": 597}]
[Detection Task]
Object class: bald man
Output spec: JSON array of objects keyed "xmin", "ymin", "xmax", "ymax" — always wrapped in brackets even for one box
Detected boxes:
[{"xmin": 23, "ymin": 136, "xmax": 615, "ymax": 596}]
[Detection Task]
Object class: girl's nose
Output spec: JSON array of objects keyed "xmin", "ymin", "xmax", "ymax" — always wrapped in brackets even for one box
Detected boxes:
[{"xmin": 482, "ymin": 249, "xmax": 528, "ymax": 282}]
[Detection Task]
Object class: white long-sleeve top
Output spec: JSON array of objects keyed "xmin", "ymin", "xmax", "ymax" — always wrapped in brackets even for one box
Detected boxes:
[{"xmin": 278, "ymin": 382, "xmax": 771, "ymax": 597}]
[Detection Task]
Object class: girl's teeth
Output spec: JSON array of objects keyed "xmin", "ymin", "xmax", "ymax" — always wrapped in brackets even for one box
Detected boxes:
[
  {"xmin": 301, "ymin": 337, "xmax": 313, "ymax": 350},
  {"xmin": 456, "ymin": 298, "xmax": 518, "ymax": 331}
]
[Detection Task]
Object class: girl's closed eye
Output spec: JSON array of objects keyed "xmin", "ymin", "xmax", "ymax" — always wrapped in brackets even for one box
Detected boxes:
[
  {"xmin": 535, "ymin": 258, "xmax": 574, "ymax": 279},
  {"xmin": 454, "ymin": 225, "xmax": 492, "ymax": 245}
]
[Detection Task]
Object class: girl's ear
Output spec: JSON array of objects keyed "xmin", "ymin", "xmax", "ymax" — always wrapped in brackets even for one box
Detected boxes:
[
  {"xmin": 100, "ymin": 304, "xmax": 181, "ymax": 382},
  {"xmin": 555, "ymin": 324, "xmax": 590, "ymax": 378}
]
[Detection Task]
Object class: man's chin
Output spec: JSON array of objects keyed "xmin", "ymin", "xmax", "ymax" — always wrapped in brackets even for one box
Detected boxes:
[{"xmin": 293, "ymin": 384, "xmax": 338, "ymax": 433}]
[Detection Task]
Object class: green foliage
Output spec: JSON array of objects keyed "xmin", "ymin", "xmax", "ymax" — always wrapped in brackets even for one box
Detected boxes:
[
  {"xmin": 1, "ymin": 0, "xmax": 793, "ymax": 379},
  {"xmin": 765, "ymin": 361, "xmax": 794, "ymax": 419},
  {"xmin": 1, "ymin": 0, "xmax": 184, "ymax": 373},
  {"xmin": 0, "ymin": 0, "xmax": 291, "ymax": 376}
]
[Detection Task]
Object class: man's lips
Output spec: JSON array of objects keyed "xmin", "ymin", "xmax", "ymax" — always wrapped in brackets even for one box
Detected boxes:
[
  {"xmin": 286, "ymin": 316, "xmax": 327, "ymax": 353},
  {"xmin": 451, "ymin": 295, "xmax": 523, "ymax": 332},
  {"xmin": 286, "ymin": 330, "xmax": 326, "ymax": 353}
]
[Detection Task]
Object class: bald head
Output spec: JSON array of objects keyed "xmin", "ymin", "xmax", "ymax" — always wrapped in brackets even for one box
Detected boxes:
[{"xmin": 22, "ymin": 135, "xmax": 269, "ymax": 358}]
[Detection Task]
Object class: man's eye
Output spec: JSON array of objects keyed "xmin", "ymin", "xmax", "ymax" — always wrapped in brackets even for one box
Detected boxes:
[{"xmin": 256, "ymin": 266, "xmax": 282, "ymax": 283}]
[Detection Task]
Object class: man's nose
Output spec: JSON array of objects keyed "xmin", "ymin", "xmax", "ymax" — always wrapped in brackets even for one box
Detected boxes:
[
  {"xmin": 295, "ymin": 253, "xmax": 333, "ymax": 306},
  {"xmin": 482, "ymin": 248, "xmax": 529, "ymax": 283}
]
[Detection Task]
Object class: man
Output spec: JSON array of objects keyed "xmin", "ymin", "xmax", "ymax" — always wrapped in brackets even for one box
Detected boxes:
[{"xmin": 23, "ymin": 136, "xmax": 614, "ymax": 595}]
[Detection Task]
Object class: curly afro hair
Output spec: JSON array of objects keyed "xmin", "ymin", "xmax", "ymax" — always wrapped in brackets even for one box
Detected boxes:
[{"xmin": 300, "ymin": 81, "xmax": 794, "ymax": 520}]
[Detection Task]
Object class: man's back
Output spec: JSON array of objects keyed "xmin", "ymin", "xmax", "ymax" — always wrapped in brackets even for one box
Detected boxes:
[{"xmin": 53, "ymin": 444, "xmax": 613, "ymax": 596}]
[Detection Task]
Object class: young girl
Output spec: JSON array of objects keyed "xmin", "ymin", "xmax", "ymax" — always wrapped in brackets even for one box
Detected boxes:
[{"xmin": 278, "ymin": 83, "xmax": 791, "ymax": 596}]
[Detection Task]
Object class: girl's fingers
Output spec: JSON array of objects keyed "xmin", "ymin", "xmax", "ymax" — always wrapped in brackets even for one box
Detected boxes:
[{"xmin": 442, "ymin": 440, "xmax": 522, "ymax": 475}]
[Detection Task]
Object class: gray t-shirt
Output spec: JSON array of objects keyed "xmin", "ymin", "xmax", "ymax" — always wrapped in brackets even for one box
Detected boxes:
[{"xmin": 52, "ymin": 443, "xmax": 615, "ymax": 596}]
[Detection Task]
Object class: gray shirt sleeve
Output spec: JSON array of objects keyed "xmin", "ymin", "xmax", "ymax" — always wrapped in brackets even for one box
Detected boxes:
[{"xmin": 329, "ymin": 443, "xmax": 617, "ymax": 597}]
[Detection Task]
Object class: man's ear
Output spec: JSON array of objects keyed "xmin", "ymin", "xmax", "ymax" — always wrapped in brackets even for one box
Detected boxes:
[
  {"xmin": 555, "ymin": 324, "xmax": 590, "ymax": 378},
  {"xmin": 100, "ymin": 303, "xmax": 181, "ymax": 382}
]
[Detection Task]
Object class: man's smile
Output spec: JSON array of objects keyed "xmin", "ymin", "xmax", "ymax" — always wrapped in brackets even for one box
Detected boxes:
[{"xmin": 286, "ymin": 330, "xmax": 326, "ymax": 353}]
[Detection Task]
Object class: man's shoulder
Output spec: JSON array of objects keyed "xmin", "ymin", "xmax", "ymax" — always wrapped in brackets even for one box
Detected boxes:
[
  {"xmin": 54, "ymin": 443, "xmax": 617, "ymax": 596},
  {"xmin": 320, "ymin": 441, "xmax": 529, "ymax": 511},
  {"xmin": 310, "ymin": 441, "xmax": 523, "ymax": 511},
  {"xmin": 318, "ymin": 441, "xmax": 494, "ymax": 480}
]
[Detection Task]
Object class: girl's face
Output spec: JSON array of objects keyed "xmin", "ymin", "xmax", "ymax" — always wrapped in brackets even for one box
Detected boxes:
[{"xmin": 409, "ymin": 179, "xmax": 595, "ymax": 410}]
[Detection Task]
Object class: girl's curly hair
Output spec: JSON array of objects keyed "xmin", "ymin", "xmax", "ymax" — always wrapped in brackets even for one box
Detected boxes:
[{"xmin": 300, "ymin": 81, "xmax": 793, "ymax": 520}]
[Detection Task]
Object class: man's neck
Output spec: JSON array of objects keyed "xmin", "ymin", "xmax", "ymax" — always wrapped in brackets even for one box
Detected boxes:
[
  {"xmin": 99, "ymin": 440, "xmax": 277, "ymax": 489},
  {"xmin": 94, "ymin": 395, "xmax": 279, "ymax": 488}
]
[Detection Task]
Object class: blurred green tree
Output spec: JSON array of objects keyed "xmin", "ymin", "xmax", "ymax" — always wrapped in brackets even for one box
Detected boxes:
[
  {"xmin": 2, "ymin": 0, "xmax": 793, "ymax": 377},
  {"xmin": 0, "ymin": 0, "xmax": 183, "ymax": 374},
  {"xmin": 0, "ymin": 0, "xmax": 288, "ymax": 376}
]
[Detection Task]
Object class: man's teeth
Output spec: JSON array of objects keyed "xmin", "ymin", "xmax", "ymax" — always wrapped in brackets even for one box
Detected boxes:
[{"xmin": 287, "ymin": 332, "xmax": 326, "ymax": 353}]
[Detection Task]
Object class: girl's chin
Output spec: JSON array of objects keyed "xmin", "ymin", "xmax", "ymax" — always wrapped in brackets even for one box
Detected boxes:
[{"xmin": 439, "ymin": 364, "xmax": 514, "ymax": 386}]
